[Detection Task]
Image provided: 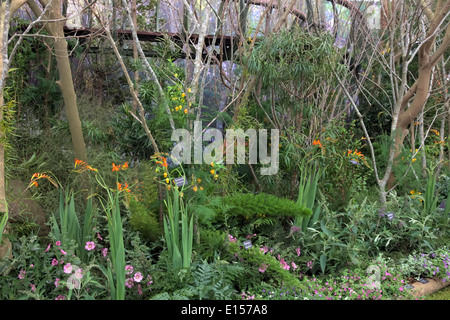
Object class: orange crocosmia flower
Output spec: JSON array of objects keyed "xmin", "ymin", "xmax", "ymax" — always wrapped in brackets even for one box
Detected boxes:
[
  {"xmin": 161, "ymin": 157, "xmax": 168, "ymax": 168},
  {"xmin": 86, "ymin": 165, "xmax": 98, "ymax": 172},
  {"xmin": 74, "ymin": 159, "xmax": 84, "ymax": 167},
  {"xmin": 121, "ymin": 162, "xmax": 129, "ymax": 170},
  {"xmin": 312, "ymin": 139, "xmax": 322, "ymax": 148},
  {"xmin": 30, "ymin": 181, "xmax": 38, "ymax": 187},
  {"xmin": 112, "ymin": 163, "xmax": 120, "ymax": 172}
]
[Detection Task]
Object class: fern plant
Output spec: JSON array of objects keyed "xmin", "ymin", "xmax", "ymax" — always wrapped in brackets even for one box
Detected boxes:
[
  {"xmin": 151, "ymin": 258, "xmax": 242, "ymax": 300},
  {"xmin": 212, "ymin": 193, "xmax": 312, "ymax": 235}
]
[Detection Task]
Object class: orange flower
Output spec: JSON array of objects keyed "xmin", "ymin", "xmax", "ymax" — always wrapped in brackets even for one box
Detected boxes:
[
  {"xmin": 28, "ymin": 173, "xmax": 58, "ymax": 188},
  {"xmin": 74, "ymin": 159, "xmax": 84, "ymax": 167},
  {"xmin": 112, "ymin": 163, "xmax": 120, "ymax": 172},
  {"xmin": 122, "ymin": 161, "xmax": 129, "ymax": 170},
  {"xmin": 161, "ymin": 157, "xmax": 168, "ymax": 168},
  {"xmin": 312, "ymin": 139, "xmax": 322, "ymax": 148}
]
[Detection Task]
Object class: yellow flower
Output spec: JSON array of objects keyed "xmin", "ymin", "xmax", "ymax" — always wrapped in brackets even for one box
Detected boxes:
[
  {"xmin": 181, "ymin": 93, "xmax": 185, "ymax": 98},
  {"xmin": 174, "ymin": 73, "xmax": 178, "ymax": 78},
  {"xmin": 210, "ymin": 169, "xmax": 215, "ymax": 175},
  {"xmin": 211, "ymin": 162, "xmax": 214, "ymax": 167},
  {"xmin": 193, "ymin": 186, "xmax": 198, "ymax": 192},
  {"xmin": 188, "ymin": 88, "xmax": 191, "ymax": 93},
  {"xmin": 200, "ymin": 187, "xmax": 204, "ymax": 190},
  {"xmin": 164, "ymin": 172, "xmax": 167, "ymax": 178},
  {"xmin": 166, "ymin": 178, "xmax": 170, "ymax": 184},
  {"xmin": 167, "ymin": 185, "xmax": 171, "ymax": 190},
  {"xmin": 214, "ymin": 174, "xmax": 218, "ymax": 180},
  {"xmin": 180, "ymin": 192, "xmax": 184, "ymax": 198},
  {"xmin": 184, "ymin": 109, "xmax": 188, "ymax": 114},
  {"xmin": 412, "ymin": 158, "xmax": 417, "ymax": 162},
  {"xmin": 410, "ymin": 190, "xmax": 415, "ymax": 195},
  {"xmin": 197, "ymin": 178, "xmax": 201, "ymax": 183}
]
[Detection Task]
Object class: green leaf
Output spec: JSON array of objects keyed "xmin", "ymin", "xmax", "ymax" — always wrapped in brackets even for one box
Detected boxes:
[{"xmin": 320, "ymin": 254, "xmax": 327, "ymax": 274}]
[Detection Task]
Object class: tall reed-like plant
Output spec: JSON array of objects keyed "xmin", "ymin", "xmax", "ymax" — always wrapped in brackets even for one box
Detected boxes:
[
  {"xmin": 164, "ymin": 186, "xmax": 193, "ymax": 269},
  {"xmin": 52, "ymin": 189, "xmax": 95, "ymax": 263},
  {"xmin": 95, "ymin": 162, "xmax": 128, "ymax": 300},
  {"xmin": 295, "ymin": 161, "xmax": 322, "ymax": 231},
  {"xmin": 0, "ymin": 207, "xmax": 8, "ymax": 245},
  {"xmin": 153, "ymin": 153, "xmax": 193, "ymax": 270},
  {"xmin": 423, "ymin": 164, "xmax": 440, "ymax": 216}
]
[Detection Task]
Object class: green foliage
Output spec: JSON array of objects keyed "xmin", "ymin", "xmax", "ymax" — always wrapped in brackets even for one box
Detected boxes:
[
  {"xmin": 51, "ymin": 189, "xmax": 96, "ymax": 264},
  {"xmin": 128, "ymin": 196, "xmax": 161, "ymax": 243},
  {"xmin": 0, "ymin": 209, "xmax": 8, "ymax": 245},
  {"xmin": 227, "ymin": 241, "xmax": 307, "ymax": 291},
  {"xmin": 195, "ymin": 228, "xmax": 231, "ymax": 262},
  {"xmin": 208, "ymin": 192, "xmax": 312, "ymax": 238},
  {"xmin": 127, "ymin": 162, "xmax": 162, "ymax": 242},
  {"xmin": 150, "ymin": 256, "xmax": 245, "ymax": 300},
  {"xmin": 315, "ymin": 117, "xmax": 372, "ymax": 210},
  {"xmin": 245, "ymin": 25, "xmax": 337, "ymax": 88}
]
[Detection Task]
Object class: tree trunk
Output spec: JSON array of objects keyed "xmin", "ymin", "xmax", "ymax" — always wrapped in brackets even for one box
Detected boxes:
[
  {"xmin": 28, "ymin": 0, "xmax": 88, "ymax": 162},
  {"xmin": 0, "ymin": 0, "xmax": 29, "ymax": 212}
]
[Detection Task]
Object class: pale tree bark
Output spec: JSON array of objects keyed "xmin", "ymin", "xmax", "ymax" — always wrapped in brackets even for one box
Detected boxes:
[
  {"xmin": 338, "ymin": 0, "xmax": 450, "ymax": 203},
  {"xmin": 387, "ymin": 0, "xmax": 450, "ymax": 189},
  {"xmin": 121, "ymin": 0, "xmax": 175, "ymax": 131},
  {"xmin": 92, "ymin": 5, "xmax": 160, "ymax": 154},
  {"xmin": 27, "ymin": 0, "xmax": 88, "ymax": 163},
  {"xmin": 0, "ymin": 0, "xmax": 37, "ymax": 212},
  {"xmin": 131, "ymin": 0, "xmax": 139, "ymax": 113}
]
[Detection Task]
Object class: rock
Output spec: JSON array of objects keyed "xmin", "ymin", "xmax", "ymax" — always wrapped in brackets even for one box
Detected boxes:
[
  {"xmin": 0, "ymin": 226, "xmax": 12, "ymax": 260},
  {"xmin": 7, "ymin": 179, "xmax": 49, "ymax": 237}
]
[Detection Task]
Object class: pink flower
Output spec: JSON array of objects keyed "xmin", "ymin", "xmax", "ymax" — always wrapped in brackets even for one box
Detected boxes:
[
  {"xmin": 74, "ymin": 268, "xmax": 83, "ymax": 279},
  {"xmin": 291, "ymin": 262, "xmax": 297, "ymax": 269},
  {"xmin": 64, "ymin": 263, "xmax": 73, "ymax": 274},
  {"xmin": 18, "ymin": 270, "xmax": 26, "ymax": 279},
  {"xmin": 134, "ymin": 272, "xmax": 143, "ymax": 282},
  {"xmin": 125, "ymin": 265, "xmax": 134, "ymax": 274},
  {"xmin": 260, "ymin": 246, "xmax": 268, "ymax": 254},
  {"xmin": 125, "ymin": 278, "xmax": 134, "ymax": 288},
  {"xmin": 30, "ymin": 284, "xmax": 36, "ymax": 292},
  {"xmin": 147, "ymin": 275, "xmax": 153, "ymax": 286},
  {"xmin": 55, "ymin": 295, "xmax": 65, "ymax": 300},
  {"xmin": 52, "ymin": 258, "xmax": 58, "ymax": 266},
  {"xmin": 137, "ymin": 284, "xmax": 143, "ymax": 295},
  {"xmin": 85, "ymin": 241, "xmax": 96, "ymax": 251},
  {"xmin": 44, "ymin": 243, "xmax": 51, "ymax": 252},
  {"xmin": 280, "ymin": 259, "xmax": 290, "ymax": 270},
  {"xmin": 296, "ymin": 248, "xmax": 301, "ymax": 256},
  {"xmin": 60, "ymin": 249, "xmax": 67, "ymax": 255},
  {"xmin": 55, "ymin": 241, "xmax": 61, "ymax": 246},
  {"xmin": 55, "ymin": 278, "xmax": 60, "ymax": 288},
  {"xmin": 97, "ymin": 233, "xmax": 103, "ymax": 240},
  {"xmin": 101, "ymin": 248, "xmax": 108, "ymax": 257},
  {"xmin": 258, "ymin": 263, "xmax": 268, "ymax": 273}
]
